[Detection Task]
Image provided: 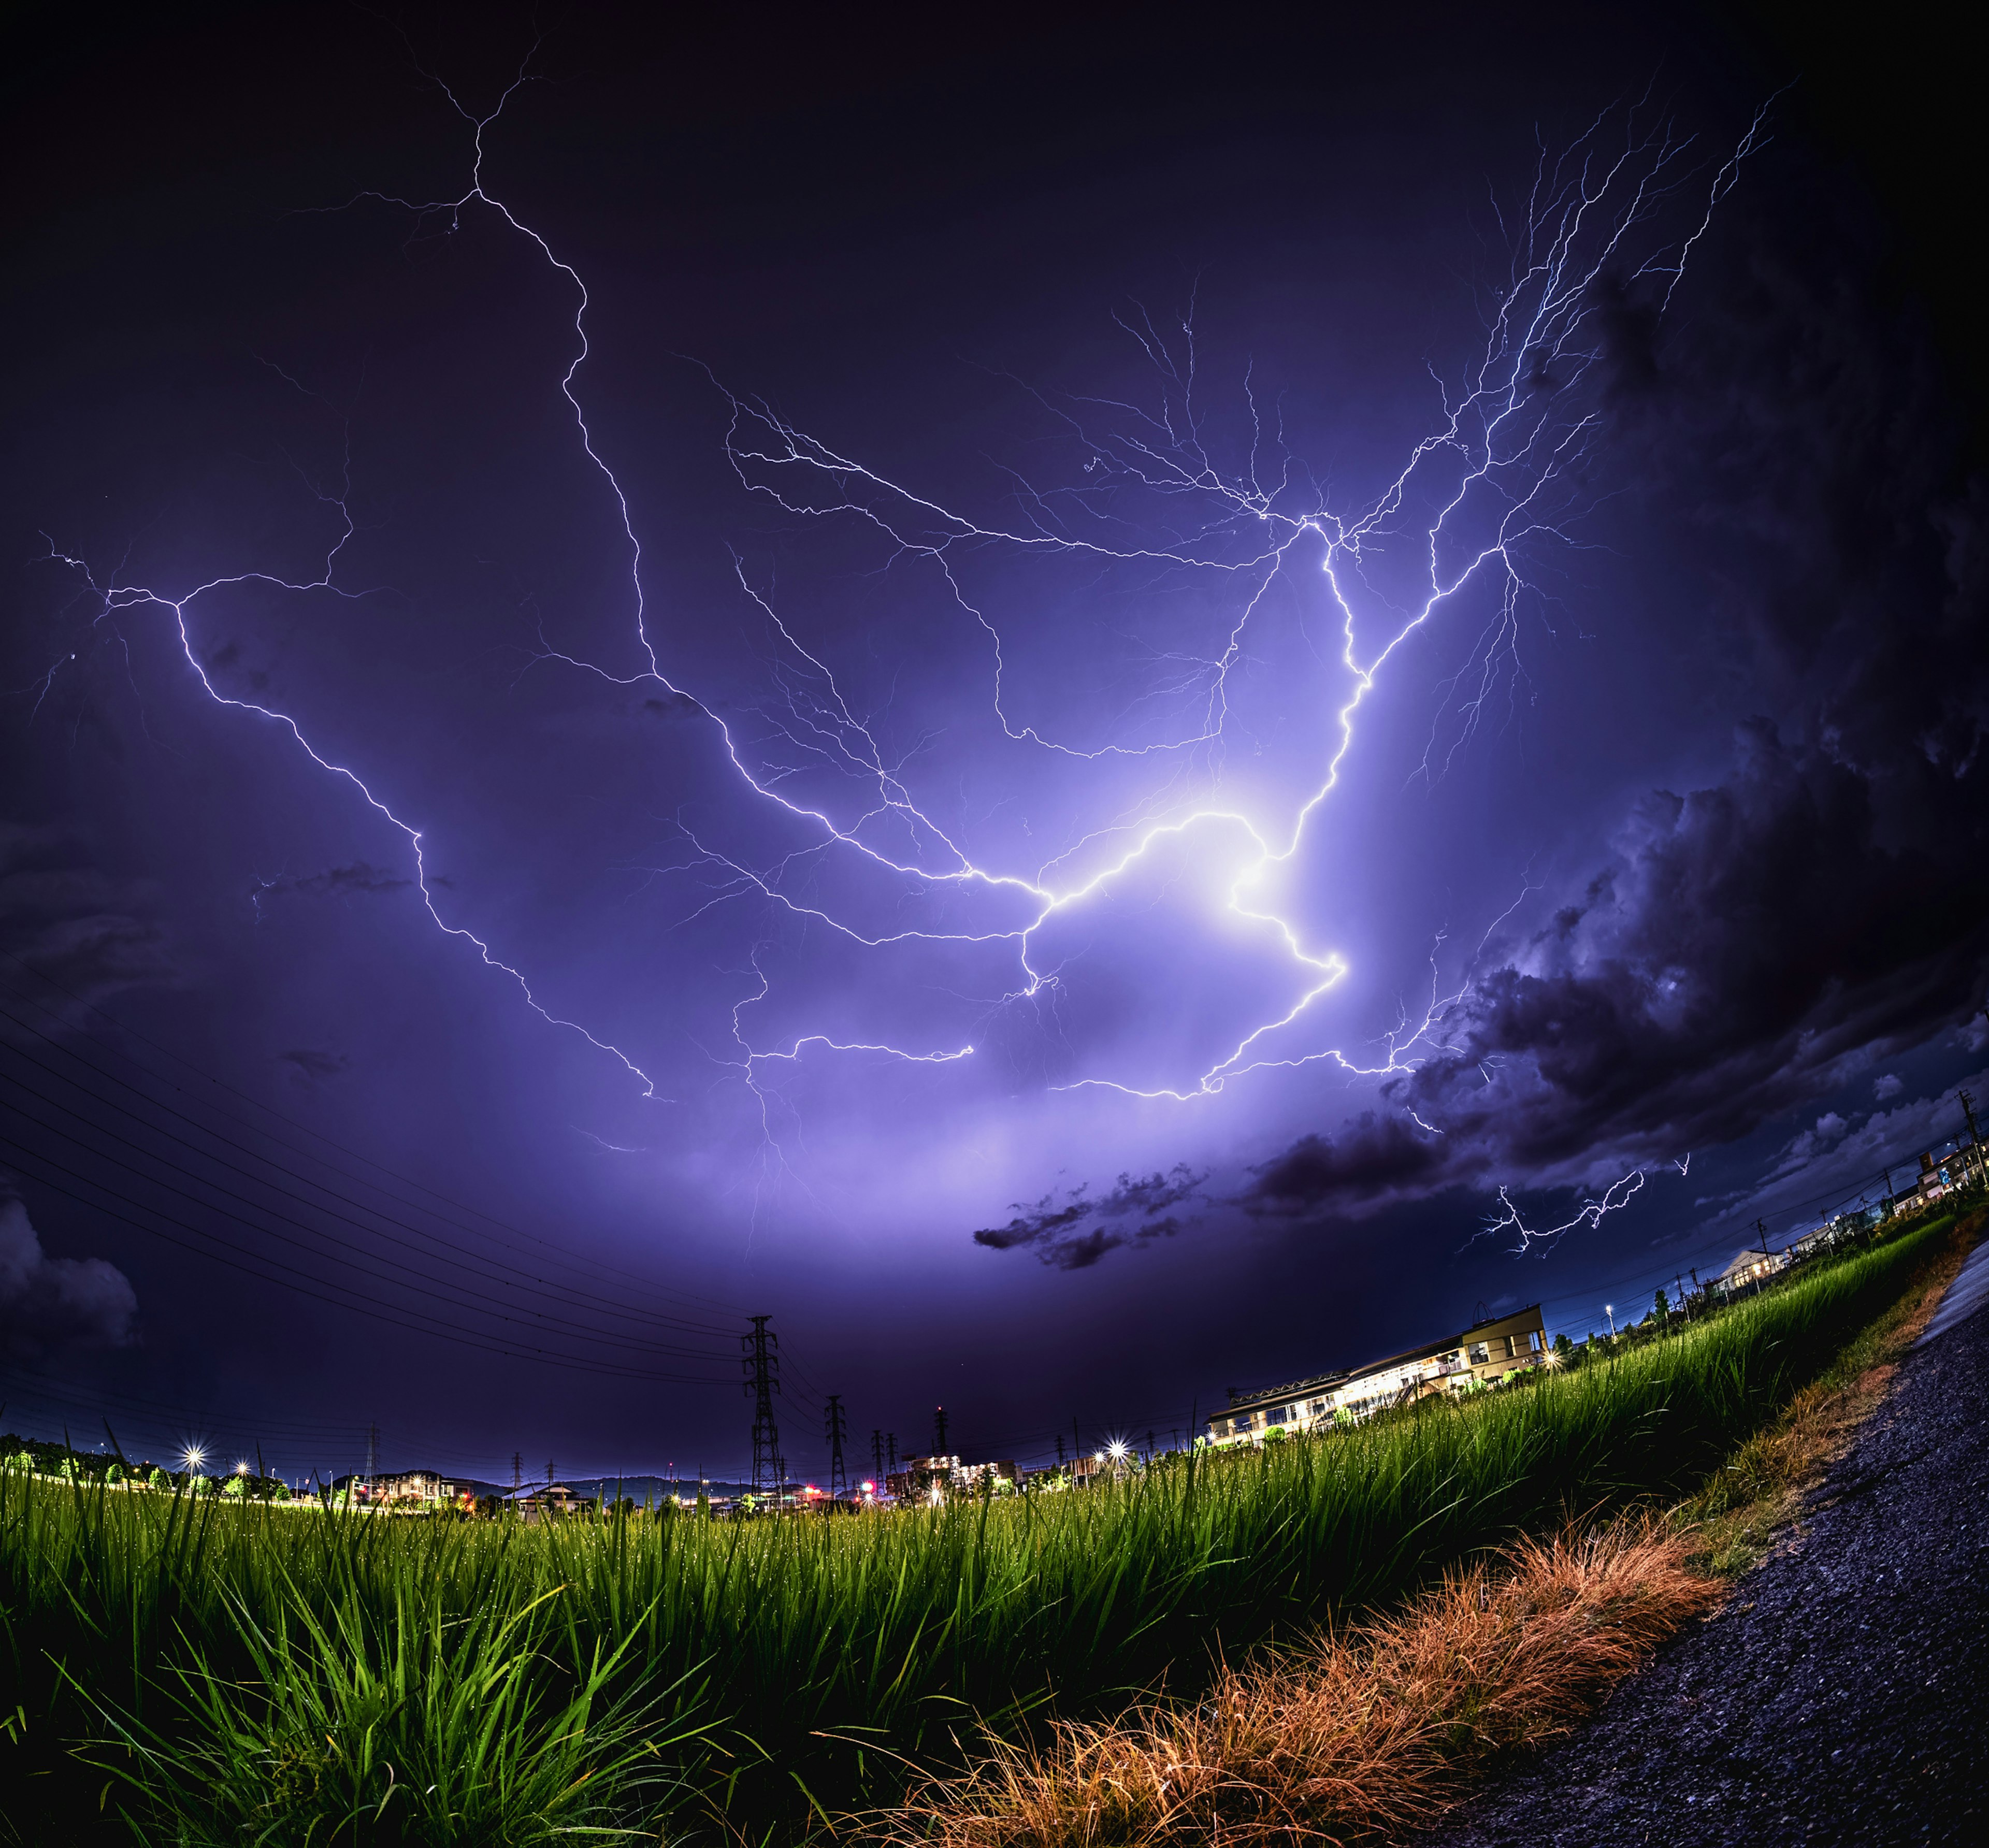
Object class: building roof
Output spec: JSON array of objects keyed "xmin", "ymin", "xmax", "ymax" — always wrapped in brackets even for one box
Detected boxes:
[{"xmin": 1223, "ymin": 1305, "xmax": 1545, "ymax": 1418}]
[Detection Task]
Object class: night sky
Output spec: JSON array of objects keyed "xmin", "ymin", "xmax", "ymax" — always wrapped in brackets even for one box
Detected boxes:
[{"xmin": 4, "ymin": 4, "xmax": 1984, "ymax": 1488}]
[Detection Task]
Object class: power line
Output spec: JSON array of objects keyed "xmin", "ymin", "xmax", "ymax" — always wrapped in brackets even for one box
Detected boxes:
[
  {"xmin": 0, "ymin": 1079, "xmax": 738, "ymax": 1357},
  {"xmin": 0, "ymin": 955, "xmax": 747, "ymax": 1318},
  {"xmin": 0, "ymin": 1139, "xmax": 737, "ymax": 1384},
  {"xmin": 0, "ymin": 1002, "xmax": 740, "ymax": 1337}
]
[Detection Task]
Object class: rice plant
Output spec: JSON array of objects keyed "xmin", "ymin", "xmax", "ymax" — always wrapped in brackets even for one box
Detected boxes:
[{"xmin": 0, "ymin": 1214, "xmax": 1958, "ymax": 1844}]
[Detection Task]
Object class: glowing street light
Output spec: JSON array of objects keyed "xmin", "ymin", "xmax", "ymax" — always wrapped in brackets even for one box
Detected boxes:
[
  {"xmin": 1604, "ymin": 1304, "xmax": 1617, "ymax": 1337},
  {"xmin": 181, "ymin": 1445, "xmax": 206, "ymax": 1474},
  {"xmin": 234, "ymin": 1461, "xmax": 251, "ymax": 1476},
  {"xmin": 1106, "ymin": 1440, "xmax": 1129, "ymax": 1461}
]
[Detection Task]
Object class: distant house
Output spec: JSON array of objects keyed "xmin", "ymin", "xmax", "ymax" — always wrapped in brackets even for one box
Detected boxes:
[
  {"xmin": 1208, "ymin": 1304, "xmax": 1550, "ymax": 1447},
  {"xmin": 329, "ymin": 1468, "xmax": 463, "ymax": 1506},
  {"xmin": 885, "ymin": 1454, "xmax": 1018, "ymax": 1500},
  {"xmin": 503, "ymin": 1483, "xmax": 580, "ymax": 1521},
  {"xmin": 1713, "ymin": 1249, "xmax": 1784, "ymax": 1296}
]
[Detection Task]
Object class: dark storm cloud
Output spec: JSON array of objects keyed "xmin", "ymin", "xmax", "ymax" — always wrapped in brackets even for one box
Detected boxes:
[
  {"xmin": 256, "ymin": 861, "xmax": 411, "ymax": 902},
  {"xmin": 974, "ymin": 1163, "xmax": 1204, "ymax": 1269},
  {"xmin": 278, "ymin": 1047, "xmax": 350, "ymax": 1082},
  {"xmin": 1243, "ymin": 1113, "xmax": 1448, "ymax": 1216},
  {"xmin": 1404, "ymin": 719, "xmax": 1986, "ymax": 1161},
  {"xmin": 1165, "ymin": 168, "xmax": 1989, "ymax": 1238},
  {"xmin": 0, "ymin": 1186, "xmax": 137, "ymax": 1361},
  {"xmin": 0, "ymin": 824, "xmax": 172, "ymax": 1007}
]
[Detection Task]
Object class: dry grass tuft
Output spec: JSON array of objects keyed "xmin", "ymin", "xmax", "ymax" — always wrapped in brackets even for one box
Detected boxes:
[{"xmin": 874, "ymin": 1520, "xmax": 1720, "ymax": 1847}]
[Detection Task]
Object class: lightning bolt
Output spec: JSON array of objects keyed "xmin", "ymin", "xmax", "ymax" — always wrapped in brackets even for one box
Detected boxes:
[
  {"xmin": 27, "ymin": 55, "xmax": 1780, "ymax": 1158},
  {"xmin": 1483, "ymin": 1152, "xmax": 1693, "ymax": 1252}
]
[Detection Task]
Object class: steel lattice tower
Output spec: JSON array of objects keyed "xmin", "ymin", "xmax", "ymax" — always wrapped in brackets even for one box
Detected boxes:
[
  {"xmin": 825, "ymin": 1394, "xmax": 849, "ymax": 1497},
  {"xmin": 742, "ymin": 1315, "xmax": 784, "ymax": 1499}
]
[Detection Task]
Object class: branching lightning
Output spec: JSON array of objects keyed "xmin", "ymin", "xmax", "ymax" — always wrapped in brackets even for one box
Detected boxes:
[
  {"xmin": 26, "ymin": 54, "xmax": 1779, "ymax": 1178},
  {"xmin": 1483, "ymin": 1152, "xmax": 1693, "ymax": 1252}
]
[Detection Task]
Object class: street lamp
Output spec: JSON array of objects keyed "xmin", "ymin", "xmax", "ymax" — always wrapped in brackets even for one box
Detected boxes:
[
  {"xmin": 1604, "ymin": 1304, "xmax": 1617, "ymax": 1337},
  {"xmin": 181, "ymin": 1445, "xmax": 206, "ymax": 1474}
]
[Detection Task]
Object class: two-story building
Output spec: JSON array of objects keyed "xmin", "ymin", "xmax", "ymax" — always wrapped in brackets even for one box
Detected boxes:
[{"xmin": 1208, "ymin": 1304, "xmax": 1550, "ymax": 1447}]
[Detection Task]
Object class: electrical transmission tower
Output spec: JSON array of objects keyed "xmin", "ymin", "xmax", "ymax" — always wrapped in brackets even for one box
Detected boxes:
[
  {"xmin": 933, "ymin": 1404, "xmax": 948, "ymax": 1454},
  {"xmin": 364, "ymin": 1421, "xmax": 379, "ymax": 1486},
  {"xmin": 825, "ymin": 1394, "xmax": 849, "ymax": 1497},
  {"xmin": 886, "ymin": 1433, "xmax": 897, "ymax": 1474},
  {"xmin": 870, "ymin": 1429, "xmax": 884, "ymax": 1489},
  {"xmin": 742, "ymin": 1315, "xmax": 784, "ymax": 1499}
]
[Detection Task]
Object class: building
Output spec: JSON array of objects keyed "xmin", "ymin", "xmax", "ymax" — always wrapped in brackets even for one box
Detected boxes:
[
  {"xmin": 329, "ymin": 1468, "xmax": 464, "ymax": 1506},
  {"xmin": 502, "ymin": 1483, "xmax": 580, "ymax": 1521},
  {"xmin": 1208, "ymin": 1304, "xmax": 1550, "ymax": 1447},
  {"xmin": 1713, "ymin": 1248, "xmax": 1786, "ymax": 1297},
  {"xmin": 1915, "ymin": 1144, "xmax": 1983, "ymax": 1204},
  {"xmin": 885, "ymin": 1453, "xmax": 1018, "ymax": 1500}
]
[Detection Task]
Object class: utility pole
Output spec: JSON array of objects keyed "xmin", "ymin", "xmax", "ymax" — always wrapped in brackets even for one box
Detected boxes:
[
  {"xmin": 742, "ymin": 1316, "xmax": 783, "ymax": 1500},
  {"xmin": 1604, "ymin": 1302, "xmax": 1617, "ymax": 1338},
  {"xmin": 1757, "ymin": 1218, "xmax": 1772, "ymax": 1272},
  {"xmin": 1146, "ymin": 1428, "xmax": 1157, "ymax": 1461},
  {"xmin": 932, "ymin": 1405, "xmax": 948, "ymax": 1455},
  {"xmin": 546, "ymin": 1458, "xmax": 554, "ymax": 1489},
  {"xmin": 1961, "ymin": 1090, "xmax": 1984, "ymax": 1191},
  {"xmin": 1073, "ymin": 1414, "xmax": 1082, "ymax": 1463},
  {"xmin": 1055, "ymin": 1434, "xmax": 1066, "ymax": 1470},
  {"xmin": 512, "ymin": 1451, "xmax": 522, "ymax": 1495},
  {"xmin": 364, "ymin": 1421, "xmax": 379, "ymax": 1487},
  {"xmin": 825, "ymin": 1395, "xmax": 849, "ymax": 1497}
]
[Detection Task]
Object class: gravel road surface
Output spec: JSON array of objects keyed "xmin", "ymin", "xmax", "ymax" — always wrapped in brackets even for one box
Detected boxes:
[{"xmin": 1427, "ymin": 1239, "xmax": 1989, "ymax": 1847}]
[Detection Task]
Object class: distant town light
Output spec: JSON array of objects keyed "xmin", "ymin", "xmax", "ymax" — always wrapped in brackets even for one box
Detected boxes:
[{"xmin": 235, "ymin": 1461, "xmax": 251, "ymax": 1475}]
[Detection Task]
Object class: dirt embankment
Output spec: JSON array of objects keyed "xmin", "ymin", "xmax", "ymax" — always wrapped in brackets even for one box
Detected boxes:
[{"xmin": 1428, "ymin": 1230, "xmax": 1989, "ymax": 1847}]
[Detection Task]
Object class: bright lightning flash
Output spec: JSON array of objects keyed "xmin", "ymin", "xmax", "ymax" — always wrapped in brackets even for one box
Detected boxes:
[{"xmin": 28, "ymin": 58, "xmax": 1779, "ymax": 1177}]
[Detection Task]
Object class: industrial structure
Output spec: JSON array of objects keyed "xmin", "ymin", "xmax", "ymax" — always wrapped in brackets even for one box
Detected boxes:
[{"xmin": 1207, "ymin": 1304, "xmax": 1550, "ymax": 1447}]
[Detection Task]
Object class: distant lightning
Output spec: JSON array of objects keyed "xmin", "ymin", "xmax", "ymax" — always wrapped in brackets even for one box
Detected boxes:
[
  {"xmin": 26, "ymin": 54, "xmax": 1778, "ymax": 1152},
  {"xmin": 1482, "ymin": 1152, "xmax": 1694, "ymax": 1252}
]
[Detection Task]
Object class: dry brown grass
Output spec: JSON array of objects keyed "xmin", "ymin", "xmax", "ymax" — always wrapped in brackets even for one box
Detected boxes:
[
  {"xmin": 871, "ymin": 1520, "xmax": 1720, "ymax": 1847},
  {"xmin": 863, "ymin": 1210, "xmax": 1984, "ymax": 1848}
]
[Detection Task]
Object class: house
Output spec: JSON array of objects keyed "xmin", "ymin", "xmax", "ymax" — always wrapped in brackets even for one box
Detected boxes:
[
  {"xmin": 329, "ymin": 1468, "xmax": 462, "ymax": 1506},
  {"xmin": 503, "ymin": 1483, "xmax": 581, "ymax": 1521},
  {"xmin": 885, "ymin": 1454, "xmax": 1019, "ymax": 1500},
  {"xmin": 1713, "ymin": 1248, "xmax": 1785, "ymax": 1296},
  {"xmin": 1208, "ymin": 1304, "xmax": 1550, "ymax": 1447}
]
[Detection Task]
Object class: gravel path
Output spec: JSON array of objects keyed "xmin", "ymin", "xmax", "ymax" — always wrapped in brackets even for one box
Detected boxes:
[{"xmin": 1427, "ymin": 1241, "xmax": 1989, "ymax": 1847}]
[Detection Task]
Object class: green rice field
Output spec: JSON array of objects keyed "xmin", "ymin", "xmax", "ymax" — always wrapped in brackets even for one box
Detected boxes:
[{"xmin": 0, "ymin": 1214, "xmax": 1961, "ymax": 1844}]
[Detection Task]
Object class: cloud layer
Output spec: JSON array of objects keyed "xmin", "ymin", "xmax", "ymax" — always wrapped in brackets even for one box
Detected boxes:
[
  {"xmin": 0, "ymin": 1189, "xmax": 138, "ymax": 1362},
  {"xmin": 974, "ymin": 1165, "xmax": 1205, "ymax": 1269}
]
